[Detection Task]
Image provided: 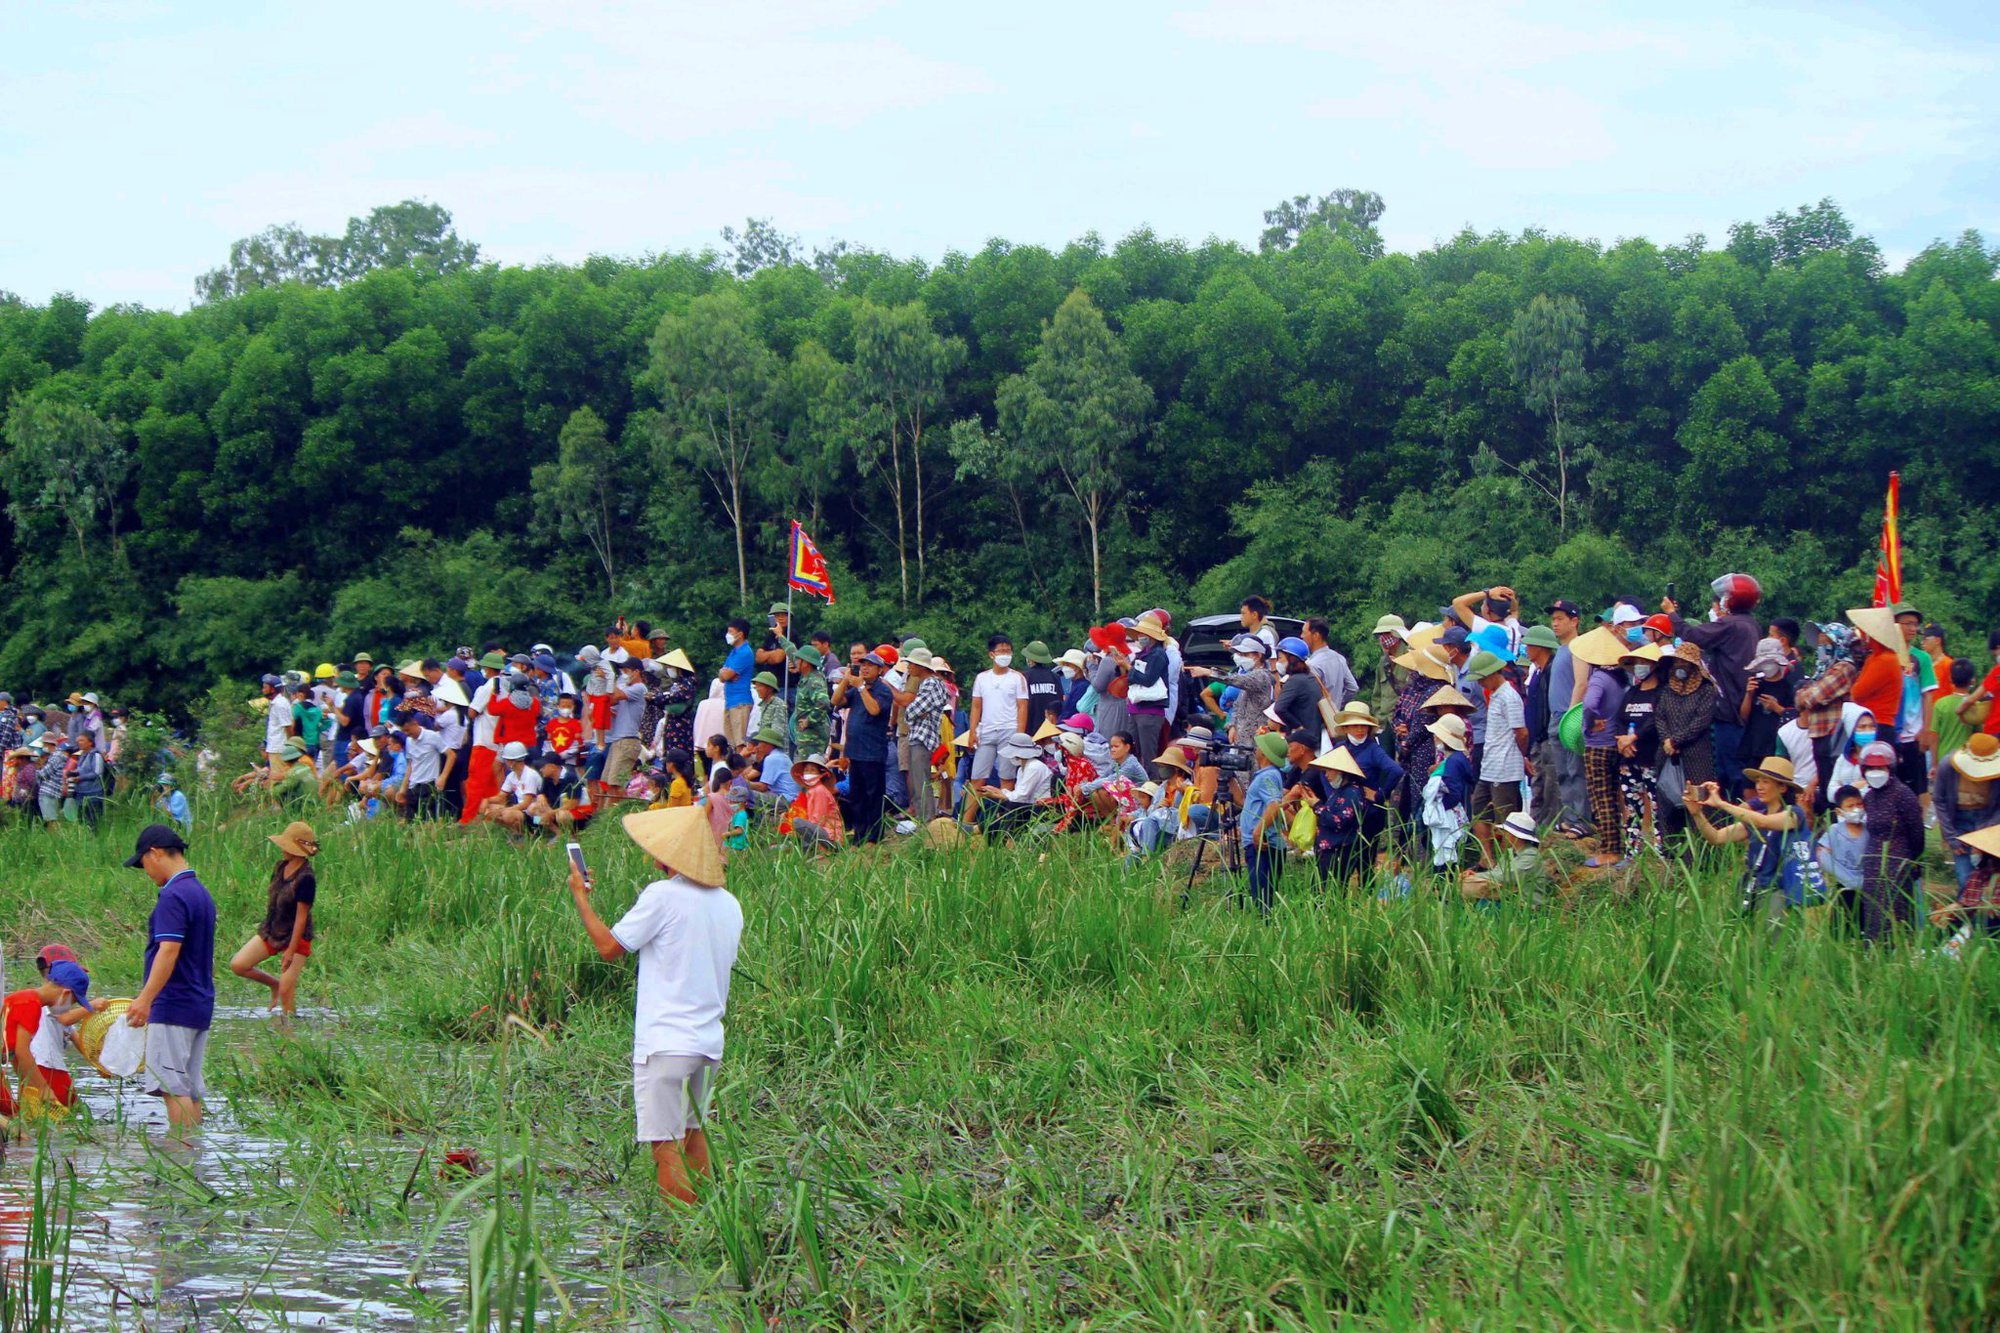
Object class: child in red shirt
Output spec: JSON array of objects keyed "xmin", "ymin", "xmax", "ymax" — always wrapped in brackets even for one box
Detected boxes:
[{"xmin": 4, "ymin": 958, "xmax": 97, "ymax": 1114}]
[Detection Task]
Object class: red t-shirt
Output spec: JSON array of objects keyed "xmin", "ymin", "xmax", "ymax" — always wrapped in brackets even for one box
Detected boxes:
[
  {"xmin": 1983, "ymin": 665, "xmax": 2000, "ymax": 736},
  {"xmin": 3, "ymin": 989, "xmax": 44, "ymax": 1059},
  {"xmin": 545, "ymin": 716, "xmax": 583, "ymax": 756},
  {"xmin": 1850, "ymin": 649, "xmax": 1905, "ymax": 729},
  {"xmin": 487, "ymin": 694, "xmax": 541, "ymax": 747}
]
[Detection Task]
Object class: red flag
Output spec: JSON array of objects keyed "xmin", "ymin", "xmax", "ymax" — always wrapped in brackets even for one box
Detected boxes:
[
  {"xmin": 788, "ymin": 521, "xmax": 835, "ymax": 603},
  {"xmin": 1872, "ymin": 471, "xmax": 1901, "ymax": 608}
]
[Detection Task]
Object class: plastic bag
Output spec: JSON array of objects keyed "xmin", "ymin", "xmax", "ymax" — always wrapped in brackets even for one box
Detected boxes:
[
  {"xmin": 1655, "ymin": 756, "xmax": 1685, "ymax": 807},
  {"xmin": 99, "ymin": 1017, "xmax": 147, "ymax": 1078}
]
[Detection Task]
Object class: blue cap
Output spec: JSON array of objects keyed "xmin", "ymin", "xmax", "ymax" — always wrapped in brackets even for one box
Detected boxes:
[
  {"xmin": 532, "ymin": 653, "xmax": 558, "ymax": 673},
  {"xmin": 260, "ymin": 673, "xmax": 283, "ymax": 687},
  {"xmin": 1438, "ymin": 624, "xmax": 1472, "ymax": 648},
  {"xmin": 46, "ymin": 959, "xmax": 88, "ymax": 1004},
  {"xmin": 1276, "ymin": 636, "xmax": 1310, "ymax": 661},
  {"xmin": 1470, "ymin": 624, "xmax": 1519, "ymax": 662}
]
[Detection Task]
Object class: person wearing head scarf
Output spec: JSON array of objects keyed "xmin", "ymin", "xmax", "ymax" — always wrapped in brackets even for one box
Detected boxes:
[
  {"xmin": 1655, "ymin": 643, "xmax": 1721, "ymax": 792},
  {"xmin": 1856, "ymin": 741, "xmax": 1925, "ymax": 941}
]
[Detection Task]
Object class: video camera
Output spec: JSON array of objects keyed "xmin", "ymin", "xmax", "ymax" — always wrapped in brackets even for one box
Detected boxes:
[{"xmin": 1205, "ymin": 742, "xmax": 1256, "ymax": 774}]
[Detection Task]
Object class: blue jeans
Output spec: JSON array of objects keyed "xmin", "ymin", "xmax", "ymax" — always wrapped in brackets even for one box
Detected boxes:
[
  {"xmin": 885, "ymin": 738, "xmax": 910, "ymax": 811},
  {"xmin": 1712, "ymin": 721, "xmax": 1747, "ymax": 793},
  {"xmin": 1957, "ymin": 850, "xmax": 1975, "ymax": 893},
  {"xmin": 1240, "ymin": 842, "xmax": 1281, "ymax": 912}
]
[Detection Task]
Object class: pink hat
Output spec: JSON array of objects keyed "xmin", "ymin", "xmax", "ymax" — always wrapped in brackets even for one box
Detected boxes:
[
  {"xmin": 1061, "ymin": 712, "xmax": 1095, "ymax": 733},
  {"xmin": 1145, "ymin": 608, "xmax": 1172, "ymax": 630}
]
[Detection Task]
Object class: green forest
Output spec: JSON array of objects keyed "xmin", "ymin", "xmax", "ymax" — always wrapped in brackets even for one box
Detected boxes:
[{"xmin": 3, "ymin": 193, "xmax": 1997, "ymax": 715}]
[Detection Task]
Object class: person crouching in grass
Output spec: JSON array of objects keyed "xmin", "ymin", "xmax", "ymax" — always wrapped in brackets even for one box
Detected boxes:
[
  {"xmin": 566, "ymin": 806, "xmax": 743, "ymax": 1204},
  {"xmin": 3, "ymin": 957, "xmax": 102, "ymax": 1119}
]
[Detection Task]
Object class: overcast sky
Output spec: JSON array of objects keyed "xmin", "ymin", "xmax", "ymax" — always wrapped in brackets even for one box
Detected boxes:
[{"xmin": 3, "ymin": 0, "xmax": 1995, "ymax": 311}]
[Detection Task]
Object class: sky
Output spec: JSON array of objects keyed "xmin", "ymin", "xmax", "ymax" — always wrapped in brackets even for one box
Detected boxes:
[{"xmin": 2, "ymin": 0, "xmax": 1996, "ymax": 311}]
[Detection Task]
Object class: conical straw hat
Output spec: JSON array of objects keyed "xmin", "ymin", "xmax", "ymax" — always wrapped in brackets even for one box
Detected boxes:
[
  {"xmin": 621, "ymin": 806, "xmax": 727, "ymax": 887},
  {"xmin": 1846, "ymin": 606, "xmax": 1909, "ymax": 666}
]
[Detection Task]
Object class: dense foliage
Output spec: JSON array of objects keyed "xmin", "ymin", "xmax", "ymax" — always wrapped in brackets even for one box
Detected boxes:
[{"xmin": 3, "ymin": 195, "xmax": 1997, "ymax": 714}]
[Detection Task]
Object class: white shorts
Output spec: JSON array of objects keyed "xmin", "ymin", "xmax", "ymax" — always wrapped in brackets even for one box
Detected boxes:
[{"xmin": 633, "ymin": 1052, "xmax": 717, "ymax": 1143}]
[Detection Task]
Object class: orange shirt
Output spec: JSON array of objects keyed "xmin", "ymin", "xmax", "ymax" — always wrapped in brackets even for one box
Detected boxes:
[
  {"xmin": 1850, "ymin": 647, "xmax": 1905, "ymax": 728},
  {"xmin": 1932, "ymin": 653, "xmax": 1957, "ymax": 699}
]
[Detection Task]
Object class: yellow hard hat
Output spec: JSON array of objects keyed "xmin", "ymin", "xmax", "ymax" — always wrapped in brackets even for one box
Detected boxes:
[{"xmin": 314, "ymin": 662, "xmax": 337, "ymax": 679}]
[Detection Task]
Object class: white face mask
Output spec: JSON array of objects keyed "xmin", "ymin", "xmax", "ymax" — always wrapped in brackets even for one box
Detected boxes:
[
  {"xmin": 992, "ymin": 653, "xmax": 1012, "ymax": 669},
  {"xmin": 1632, "ymin": 663, "xmax": 1654, "ymax": 682},
  {"xmin": 1058, "ymin": 666, "xmax": 1076, "ymax": 681},
  {"xmin": 1708, "ymin": 607, "xmax": 1722, "ymax": 623},
  {"xmin": 724, "ymin": 631, "xmax": 737, "ymax": 646},
  {"xmin": 801, "ymin": 772, "xmax": 821, "ymax": 786},
  {"xmin": 1864, "ymin": 769, "xmax": 1890, "ymax": 789},
  {"xmin": 1839, "ymin": 808, "xmax": 1864, "ymax": 825},
  {"xmin": 1127, "ymin": 640, "xmax": 1146, "ymax": 654},
  {"xmin": 1233, "ymin": 653, "xmax": 1255, "ymax": 670}
]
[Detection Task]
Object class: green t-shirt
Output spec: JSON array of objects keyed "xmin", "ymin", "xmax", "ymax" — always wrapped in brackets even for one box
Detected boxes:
[
  {"xmin": 294, "ymin": 703, "xmax": 325, "ymax": 747},
  {"xmin": 1937, "ymin": 692, "xmax": 1973, "ymax": 761}
]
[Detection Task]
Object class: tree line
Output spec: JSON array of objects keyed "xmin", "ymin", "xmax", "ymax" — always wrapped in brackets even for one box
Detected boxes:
[{"xmin": 2, "ymin": 193, "xmax": 1997, "ymax": 715}]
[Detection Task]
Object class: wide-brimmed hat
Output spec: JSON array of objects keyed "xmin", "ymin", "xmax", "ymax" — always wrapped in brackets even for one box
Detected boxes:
[
  {"xmin": 1332, "ymin": 702, "xmax": 1381, "ymax": 730},
  {"xmin": 478, "ymin": 650, "xmax": 507, "ymax": 670},
  {"xmin": 358, "ymin": 737, "xmax": 379, "ymax": 756},
  {"xmin": 1422, "ymin": 684, "xmax": 1475, "ymax": 712},
  {"xmin": 752, "ymin": 725, "xmax": 787, "ymax": 748},
  {"xmin": 1179, "ymin": 726, "xmax": 1215, "ymax": 751},
  {"xmin": 952, "ymin": 731, "xmax": 975, "ymax": 748},
  {"xmin": 1522, "ymin": 625, "xmax": 1560, "ymax": 652},
  {"xmin": 395, "ymin": 660, "xmax": 424, "ymax": 679},
  {"xmin": 751, "ymin": 671, "xmax": 779, "ymax": 690},
  {"xmin": 654, "ymin": 647, "xmax": 690, "ymax": 673},
  {"xmin": 1618, "ymin": 642, "xmax": 1665, "ymax": 666},
  {"xmin": 1744, "ymin": 755, "xmax": 1804, "ymax": 789},
  {"xmin": 1372, "ymin": 614, "xmax": 1409, "ymax": 640},
  {"xmin": 1846, "ymin": 607, "xmax": 1909, "ymax": 665},
  {"xmin": 1031, "ymin": 718, "xmax": 1062, "ymax": 743},
  {"xmin": 1055, "ymin": 649, "xmax": 1089, "ymax": 672},
  {"xmin": 1394, "ymin": 645, "xmax": 1453, "ymax": 681},
  {"xmin": 791, "ymin": 752, "xmax": 833, "ymax": 784},
  {"xmin": 1467, "ymin": 650, "xmax": 1506, "ymax": 679},
  {"xmin": 998, "ymin": 731, "xmax": 1042, "ymax": 761},
  {"xmin": 1254, "ymin": 731, "xmax": 1288, "ymax": 765},
  {"xmin": 268, "ymin": 821, "xmax": 320, "ymax": 857},
  {"xmin": 1500, "ymin": 811, "xmax": 1540, "ymax": 844},
  {"xmin": 1022, "ymin": 640, "xmax": 1053, "ymax": 665},
  {"xmin": 1427, "ymin": 713, "xmax": 1469, "ymax": 752},
  {"xmin": 767, "ymin": 601, "xmax": 791, "ymax": 617},
  {"xmin": 1954, "ymin": 733, "xmax": 2000, "ymax": 782},
  {"xmin": 351, "ymin": 650, "xmax": 376, "ymax": 665},
  {"xmin": 1569, "ymin": 625, "xmax": 1630, "ymax": 669},
  {"xmin": 433, "ymin": 676, "xmax": 471, "ymax": 708},
  {"xmin": 789, "ymin": 643, "xmax": 824, "ymax": 668},
  {"xmin": 1747, "ymin": 637, "xmax": 1789, "ymax": 679},
  {"xmin": 903, "ymin": 647, "xmax": 935, "ymax": 670},
  {"xmin": 279, "ymin": 740, "xmax": 309, "ymax": 761},
  {"xmin": 1131, "ymin": 615, "xmax": 1169, "ymax": 643},
  {"xmin": 1136, "ymin": 780, "xmax": 1162, "ymax": 803},
  {"xmin": 1470, "ymin": 625, "xmax": 1518, "ymax": 663},
  {"xmin": 621, "ymin": 806, "xmax": 727, "ymax": 886},
  {"xmin": 1963, "ymin": 824, "xmax": 2000, "ymax": 859},
  {"xmin": 1153, "ymin": 749, "xmax": 1193, "ymax": 775},
  {"xmin": 1310, "ymin": 746, "xmax": 1365, "ymax": 778},
  {"xmin": 1087, "ymin": 624, "xmax": 1128, "ymax": 652},
  {"xmin": 1058, "ymin": 733, "xmax": 1085, "ymax": 757},
  {"xmin": 931, "ymin": 657, "xmax": 954, "ymax": 676}
]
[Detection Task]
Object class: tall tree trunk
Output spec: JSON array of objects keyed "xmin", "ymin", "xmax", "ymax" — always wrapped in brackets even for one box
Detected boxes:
[
  {"xmin": 890, "ymin": 426, "xmax": 908, "ymax": 608},
  {"xmin": 912, "ymin": 411, "xmax": 927, "ymax": 608},
  {"xmin": 731, "ymin": 471, "xmax": 748, "ymax": 604},
  {"xmin": 1087, "ymin": 496, "xmax": 1102, "ymax": 618}
]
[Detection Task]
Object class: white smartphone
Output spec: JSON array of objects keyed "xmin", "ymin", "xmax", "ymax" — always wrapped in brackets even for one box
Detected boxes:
[{"xmin": 565, "ymin": 842, "xmax": 588, "ymax": 879}]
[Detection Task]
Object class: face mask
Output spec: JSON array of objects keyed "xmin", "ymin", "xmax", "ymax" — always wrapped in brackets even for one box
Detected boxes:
[
  {"xmin": 801, "ymin": 772, "xmax": 821, "ymax": 787},
  {"xmin": 724, "ymin": 632, "xmax": 737, "ymax": 646},
  {"xmin": 1128, "ymin": 640, "xmax": 1147, "ymax": 654},
  {"xmin": 1840, "ymin": 808, "xmax": 1864, "ymax": 825},
  {"xmin": 993, "ymin": 653, "xmax": 1012, "ymax": 669},
  {"xmin": 1852, "ymin": 728, "xmax": 1876, "ymax": 748},
  {"xmin": 1708, "ymin": 608, "xmax": 1722, "ymax": 623},
  {"xmin": 1671, "ymin": 667, "xmax": 1692, "ymax": 682},
  {"xmin": 1233, "ymin": 654, "xmax": 1255, "ymax": 670},
  {"xmin": 1345, "ymin": 729, "xmax": 1370, "ymax": 744},
  {"xmin": 1632, "ymin": 664, "xmax": 1654, "ymax": 681},
  {"xmin": 558, "ymin": 707, "xmax": 574, "ymax": 718},
  {"xmin": 1865, "ymin": 769, "xmax": 1890, "ymax": 789},
  {"xmin": 1623, "ymin": 627, "xmax": 1645, "ymax": 646},
  {"xmin": 1059, "ymin": 666, "xmax": 1076, "ymax": 681},
  {"xmin": 1325, "ymin": 773, "xmax": 1346, "ymax": 789}
]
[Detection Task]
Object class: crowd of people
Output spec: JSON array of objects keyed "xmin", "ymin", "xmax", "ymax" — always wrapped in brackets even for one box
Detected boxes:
[
  {"xmin": 8, "ymin": 575, "xmax": 1997, "ymax": 945},
  {"xmin": 0, "ymin": 692, "xmax": 136, "ymax": 827}
]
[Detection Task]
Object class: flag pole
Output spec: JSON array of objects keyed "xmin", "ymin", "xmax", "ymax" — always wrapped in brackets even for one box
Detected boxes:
[{"xmin": 785, "ymin": 521, "xmax": 797, "ymax": 757}]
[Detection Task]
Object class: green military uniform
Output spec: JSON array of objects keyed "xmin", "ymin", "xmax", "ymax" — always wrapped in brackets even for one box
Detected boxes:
[{"xmin": 791, "ymin": 668, "xmax": 831, "ymax": 758}]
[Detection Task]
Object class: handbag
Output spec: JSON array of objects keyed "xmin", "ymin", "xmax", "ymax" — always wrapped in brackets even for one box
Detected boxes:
[{"xmin": 1654, "ymin": 756, "xmax": 1685, "ymax": 807}]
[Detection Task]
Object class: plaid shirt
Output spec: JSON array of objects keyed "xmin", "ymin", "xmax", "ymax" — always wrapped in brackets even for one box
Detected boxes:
[
  {"xmin": 904, "ymin": 677, "xmax": 950, "ymax": 752},
  {"xmin": 0, "ymin": 708, "xmax": 19, "ymax": 754},
  {"xmin": 1794, "ymin": 659, "xmax": 1857, "ymax": 738}
]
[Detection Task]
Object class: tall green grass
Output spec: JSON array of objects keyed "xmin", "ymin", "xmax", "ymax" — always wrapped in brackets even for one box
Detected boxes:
[{"xmin": 4, "ymin": 803, "xmax": 1997, "ymax": 1327}]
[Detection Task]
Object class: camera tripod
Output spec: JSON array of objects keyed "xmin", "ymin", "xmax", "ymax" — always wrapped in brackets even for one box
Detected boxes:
[{"xmin": 1179, "ymin": 786, "xmax": 1243, "ymax": 907}]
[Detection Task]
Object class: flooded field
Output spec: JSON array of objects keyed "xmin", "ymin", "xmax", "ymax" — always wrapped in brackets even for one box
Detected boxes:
[{"xmin": 0, "ymin": 1008, "xmax": 706, "ymax": 1330}]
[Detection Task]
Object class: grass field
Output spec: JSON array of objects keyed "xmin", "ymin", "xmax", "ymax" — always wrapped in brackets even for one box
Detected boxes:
[{"xmin": 2, "ymin": 798, "xmax": 1996, "ymax": 1329}]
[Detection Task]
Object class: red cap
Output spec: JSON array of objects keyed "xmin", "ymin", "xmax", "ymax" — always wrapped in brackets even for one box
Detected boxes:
[
  {"xmin": 1643, "ymin": 614, "xmax": 1675, "ymax": 636},
  {"xmin": 36, "ymin": 944, "xmax": 78, "ymax": 971}
]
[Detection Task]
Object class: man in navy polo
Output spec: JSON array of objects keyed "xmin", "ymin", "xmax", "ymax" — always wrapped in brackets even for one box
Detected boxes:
[{"xmin": 124, "ymin": 824, "xmax": 217, "ymax": 1134}]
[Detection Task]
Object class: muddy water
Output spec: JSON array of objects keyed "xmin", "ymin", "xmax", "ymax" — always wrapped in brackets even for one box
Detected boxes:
[{"xmin": 0, "ymin": 1006, "xmax": 699, "ymax": 1330}]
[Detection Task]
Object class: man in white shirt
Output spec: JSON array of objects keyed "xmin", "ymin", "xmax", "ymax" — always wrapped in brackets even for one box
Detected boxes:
[
  {"xmin": 968, "ymin": 634, "xmax": 1030, "ymax": 782},
  {"xmin": 482, "ymin": 742, "xmax": 541, "ymax": 829},
  {"xmin": 1469, "ymin": 652, "xmax": 1529, "ymax": 867},
  {"xmin": 260, "ymin": 674, "xmax": 295, "ymax": 780},
  {"xmin": 567, "ymin": 806, "xmax": 743, "ymax": 1204},
  {"xmin": 1453, "ymin": 585, "xmax": 1525, "ymax": 659}
]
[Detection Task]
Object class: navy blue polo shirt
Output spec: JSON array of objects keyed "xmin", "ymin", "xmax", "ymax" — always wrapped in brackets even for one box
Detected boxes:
[{"xmin": 145, "ymin": 869, "xmax": 217, "ymax": 1030}]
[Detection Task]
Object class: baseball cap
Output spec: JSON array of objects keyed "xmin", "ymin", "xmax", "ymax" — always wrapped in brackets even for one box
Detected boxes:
[
  {"xmin": 46, "ymin": 960, "xmax": 88, "ymax": 1004},
  {"xmin": 124, "ymin": 822, "xmax": 188, "ymax": 868},
  {"xmin": 35, "ymin": 945, "xmax": 78, "ymax": 972},
  {"xmin": 1545, "ymin": 599, "xmax": 1581, "ymax": 617},
  {"xmin": 1438, "ymin": 624, "xmax": 1472, "ymax": 648},
  {"xmin": 1284, "ymin": 728, "xmax": 1315, "ymax": 749}
]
